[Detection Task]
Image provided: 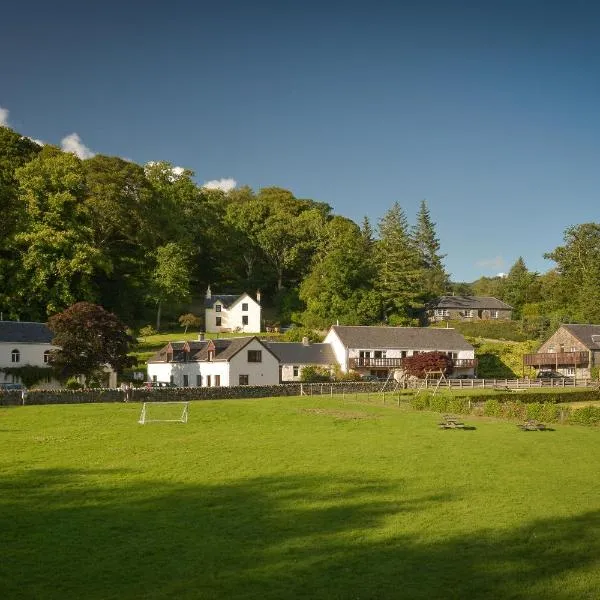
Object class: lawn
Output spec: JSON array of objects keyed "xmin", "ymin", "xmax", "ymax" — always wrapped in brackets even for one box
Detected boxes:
[{"xmin": 1, "ymin": 397, "xmax": 599, "ymax": 599}]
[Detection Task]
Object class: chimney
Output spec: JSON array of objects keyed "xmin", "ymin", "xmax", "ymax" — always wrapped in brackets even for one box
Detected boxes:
[
  {"xmin": 206, "ymin": 285, "xmax": 212, "ymax": 300},
  {"xmin": 302, "ymin": 336, "xmax": 309, "ymax": 346},
  {"xmin": 198, "ymin": 333, "xmax": 205, "ymax": 341},
  {"xmin": 256, "ymin": 289, "xmax": 261, "ymax": 304}
]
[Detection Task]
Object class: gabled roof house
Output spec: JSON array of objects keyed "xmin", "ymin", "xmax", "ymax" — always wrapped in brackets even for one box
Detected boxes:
[
  {"xmin": 204, "ymin": 287, "xmax": 261, "ymax": 333},
  {"xmin": 429, "ymin": 296, "xmax": 513, "ymax": 321},
  {"xmin": 265, "ymin": 339, "xmax": 337, "ymax": 381}
]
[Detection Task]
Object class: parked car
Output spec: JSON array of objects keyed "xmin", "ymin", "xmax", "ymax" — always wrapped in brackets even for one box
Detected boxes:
[
  {"xmin": 537, "ymin": 370, "xmax": 570, "ymax": 379},
  {"xmin": 0, "ymin": 382, "xmax": 24, "ymax": 391},
  {"xmin": 145, "ymin": 381, "xmax": 178, "ymax": 389}
]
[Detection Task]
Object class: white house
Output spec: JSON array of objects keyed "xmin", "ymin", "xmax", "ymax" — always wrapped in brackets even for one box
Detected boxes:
[
  {"xmin": 323, "ymin": 325, "xmax": 477, "ymax": 378},
  {"xmin": 147, "ymin": 336, "xmax": 280, "ymax": 387},
  {"xmin": 0, "ymin": 321, "xmax": 58, "ymax": 387},
  {"xmin": 204, "ymin": 287, "xmax": 262, "ymax": 333},
  {"xmin": 265, "ymin": 339, "xmax": 337, "ymax": 382}
]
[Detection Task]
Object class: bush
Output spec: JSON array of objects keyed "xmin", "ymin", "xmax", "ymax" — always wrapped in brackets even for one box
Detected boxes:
[
  {"xmin": 402, "ymin": 352, "xmax": 453, "ymax": 379},
  {"xmin": 483, "ymin": 399, "xmax": 502, "ymax": 417},
  {"xmin": 568, "ymin": 406, "xmax": 600, "ymax": 426},
  {"xmin": 139, "ymin": 325, "xmax": 157, "ymax": 340},
  {"xmin": 410, "ymin": 395, "xmax": 429, "ymax": 411},
  {"xmin": 282, "ymin": 327, "xmax": 323, "ymax": 343},
  {"xmin": 300, "ymin": 365, "xmax": 331, "ymax": 382}
]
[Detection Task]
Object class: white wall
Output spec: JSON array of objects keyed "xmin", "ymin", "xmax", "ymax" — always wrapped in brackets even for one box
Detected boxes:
[
  {"xmin": 323, "ymin": 330, "xmax": 348, "ymax": 372},
  {"xmin": 0, "ymin": 342, "xmax": 55, "ymax": 369},
  {"xmin": 229, "ymin": 339, "xmax": 279, "ymax": 386},
  {"xmin": 206, "ymin": 294, "xmax": 261, "ymax": 333}
]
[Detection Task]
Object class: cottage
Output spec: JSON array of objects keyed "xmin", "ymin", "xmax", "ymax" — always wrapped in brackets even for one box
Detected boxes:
[
  {"xmin": 265, "ymin": 338, "xmax": 337, "ymax": 382},
  {"xmin": 323, "ymin": 325, "xmax": 477, "ymax": 379},
  {"xmin": 523, "ymin": 324, "xmax": 600, "ymax": 379},
  {"xmin": 204, "ymin": 287, "xmax": 262, "ymax": 333},
  {"xmin": 429, "ymin": 296, "xmax": 513, "ymax": 322},
  {"xmin": 147, "ymin": 336, "xmax": 280, "ymax": 387},
  {"xmin": 0, "ymin": 321, "xmax": 59, "ymax": 388}
]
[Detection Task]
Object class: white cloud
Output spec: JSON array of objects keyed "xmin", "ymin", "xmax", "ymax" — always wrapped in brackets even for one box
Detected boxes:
[
  {"xmin": 0, "ymin": 106, "xmax": 9, "ymax": 127},
  {"xmin": 60, "ymin": 132, "xmax": 95, "ymax": 159},
  {"xmin": 202, "ymin": 178, "xmax": 237, "ymax": 192},
  {"xmin": 475, "ymin": 256, "xmax": 505, "ymax": 270}
]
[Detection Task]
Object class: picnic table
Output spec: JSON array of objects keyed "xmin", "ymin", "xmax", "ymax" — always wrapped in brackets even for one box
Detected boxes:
[
  {"xmin": 438, "ymin": 414, "xmax": 466, "ymax": 429},
  {"xmin": 518, "ymin": 419, "xmax": 547, "ymax": 431}
]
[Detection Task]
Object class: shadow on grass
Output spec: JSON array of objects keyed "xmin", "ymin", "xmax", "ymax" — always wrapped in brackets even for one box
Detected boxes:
[{"xmin": 1, "ymin": 468, "xmax": 598, "ymax": 599}]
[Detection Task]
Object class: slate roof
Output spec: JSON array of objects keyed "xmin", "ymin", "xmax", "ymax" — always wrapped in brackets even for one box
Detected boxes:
[
  {"xmin": 431, "ymin": 296, "xmax": 513, "ymax": 311},
  {"xmin": 562, "ymin": 324, "xmax": 600, "ymax": 351},
  {"xmin": 204, "ymin": 294, "xmax": 244, "ymax": 309},
  {"xmin": 265, "ymin": 342, "xmax": 337, "ymax": 365},
  {"xmin": 147, "ymin": 336, "xmax": 275, "ymax": 363},
  {"xmin": 329, "ymin": 326, "xmax": 473, "ymax": 351},
  {"xmin": 0, "ymin": 321, "xmax": 53, "ymax": 344}
]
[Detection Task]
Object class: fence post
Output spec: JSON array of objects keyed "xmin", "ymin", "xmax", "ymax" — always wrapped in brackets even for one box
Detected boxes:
[{"xmin": 383, "ymin": 391, "xmax": 386, "ymax": 404}]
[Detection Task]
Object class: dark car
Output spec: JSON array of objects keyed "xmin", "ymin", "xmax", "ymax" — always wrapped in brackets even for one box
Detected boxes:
[{"xmin": 537, "ymin": 370, "xmax": 568, "ymax": 379}]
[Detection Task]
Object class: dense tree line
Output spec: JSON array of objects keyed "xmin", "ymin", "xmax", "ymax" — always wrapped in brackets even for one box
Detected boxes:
[{"xmin": 1, "ymin": 124, "xmax": 598, "ymax": 334}]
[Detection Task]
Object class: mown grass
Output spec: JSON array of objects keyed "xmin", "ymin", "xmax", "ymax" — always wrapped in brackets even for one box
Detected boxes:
[{"xmin": 1, "ymin": 397, "xmax": 599, "ymax": 599}]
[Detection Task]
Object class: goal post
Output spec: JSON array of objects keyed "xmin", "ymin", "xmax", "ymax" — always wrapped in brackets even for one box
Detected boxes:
[{"xmin": 138, "ymin": 402, "xmax": 189, "ymax": 424}]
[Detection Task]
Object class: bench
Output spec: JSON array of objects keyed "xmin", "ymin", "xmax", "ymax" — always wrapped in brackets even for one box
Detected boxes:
[
  {"xmin": 518, "ymin": 419, "xmax": 547, "ymax": 431},
  {"xmin": 438, "ymin": 414, "xmax": 466, "ymax": 429}
]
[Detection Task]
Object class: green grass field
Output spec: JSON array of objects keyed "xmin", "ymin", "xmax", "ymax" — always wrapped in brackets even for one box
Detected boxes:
[{"xmin": 1, "ymin": 397, "xmax": 599, "ymax": 599}]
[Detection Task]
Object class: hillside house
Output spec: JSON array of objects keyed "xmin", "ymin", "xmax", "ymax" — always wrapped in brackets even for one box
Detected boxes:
[
  {"xmin": 323, "ymin": 325, "xmax": 477, "ymax": 379},
  {"xmin": 147, "ymin": 336, "xmax": 279, "ymax": 387},
  {"xmin": 523, "ymin": 324, "xmax": 600, "ymax": 379},
  {"xmin": 205, "ymin": 287, "xmax": 261, "ymax": 333},
  {"xmin": 429, "ymin": 296, "xmax": 513, "ymax": 322}
]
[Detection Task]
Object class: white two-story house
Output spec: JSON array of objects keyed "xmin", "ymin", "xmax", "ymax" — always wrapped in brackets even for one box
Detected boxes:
[
  {"xmin": 0, "ymin": 321, "xmax": 58, "ymax": 387},
  {"xmin": 204, "ymin": 287, "xmax": 262, "ymax": 333},
  {"xmin": 147, "ymin": 336, "xmax": 279, "ymax": 387},
  {"xmin": 323, "ymin": 325, "xmax": 477, "ymax": 379}
]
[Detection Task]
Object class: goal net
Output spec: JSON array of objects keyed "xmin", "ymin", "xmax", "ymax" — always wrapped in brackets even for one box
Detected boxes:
[{"xmin": 138, "ymin": 402, "xmax": 189, "ymax": 424}]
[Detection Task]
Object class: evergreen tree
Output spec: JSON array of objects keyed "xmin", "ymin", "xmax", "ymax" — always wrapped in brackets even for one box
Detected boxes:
[
  {"xmin": 375, "ymin": 202, "xmax": 423, "ymax": 324},
  {"xmin": 412, "ymin": 199, "xmax": 449, "ymax": 298}
]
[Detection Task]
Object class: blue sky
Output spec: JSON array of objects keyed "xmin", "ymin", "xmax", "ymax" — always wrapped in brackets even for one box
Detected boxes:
[{"xmin": 1, "ymin": 0, "xmax": 599, "ymax": 282}]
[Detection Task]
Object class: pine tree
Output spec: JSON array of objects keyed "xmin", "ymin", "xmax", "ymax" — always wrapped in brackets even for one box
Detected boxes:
[
  {"xmin": 413, "ymin": 199, "xmax": 449, "ymax": 298},
  {"xmin": 376, "ymin": 202, "xmax": 424, "ymax": 324}
]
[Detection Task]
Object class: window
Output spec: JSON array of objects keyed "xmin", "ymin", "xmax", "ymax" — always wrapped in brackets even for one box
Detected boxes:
[
  {"xmin": 152, "ymin": 375, "xmax": 157, "ymax": 382},
  {"xmin": 548, "ymin": 346, "xmax": 555, "ymax": 353},
  {"xmin": 374, "ymin": 351, "xmax": 386, "ymax": 359},
  {"xmin": 242, "ymin": 315, "xmax": 248, "ymax": 326},
  {"xmin": 206, "ymin": 375, "xmax": 212, "ymax": 387},
  {"xmin": 242, "ymin": 303, "xmax": 248, "ymax": 311},
  {"xmin": 434, "ymin": 309, "xmax": 449, "ymax": 317},
  {"xmin": 183, "ymin": 374, "xmax": 189, "ymax": 387},
  {"xmin": 490, "ymin": 310, "xmax": 499, "ymax": 319},
  {"xmin": 214, "ymin": 375, "xmax": 221, "ymax": 387},
  {"xmin": 11, "ymin": 349, "xmax": 20, "ymax": 363},
  {"xmin": 169, "ymin": 375, "xmax": 174, "ymax": 384},
  {"xmin": 464, "ymin": 310, "xmax": 474, "ymax": 318},
  {"xmin": 293, "ymin": 366, "xmax": 299, "ymax": 377},
  {"xmin": 196, "ymin": 375, "xmax": 202, "ymax": 387},
  {"xmin": 239, "ymin": 374, "xmax": 249, "ymax": 385},
  {"xmin": 43, "ymin": 350, "xmax": 51, "ymax": 364},
  {"xmin": 570, "ymin": 347, "xmax": 577, "ymax": 353},
  {"xmin": 216, "ymin": 317, "xmax": 222, "ymax": 326},
  {"xmin": 215, "ymin": 304, "xmax": 222, "ymax": 312},
  {"xmin": 248, "ymin": 350, "xmax": 262, "ymax": 362},
  {"xmin": 566, "ymin": 367, "xmax": 575, "ymax": 376}
]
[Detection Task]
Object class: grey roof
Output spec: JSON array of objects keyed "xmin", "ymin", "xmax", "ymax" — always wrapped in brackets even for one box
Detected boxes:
[
  {"xmin": 204, "ymin": 294, "xmax": 242, "ymax": 309},
  {"xmin": 432, "ymin": 296, "xmax": 513, "ymax": 311},
  {"xmin": 329, "ymin": 326, "xmax": 473, "ymax": 351},
  {"xmin": 148, "ymin": 336, "xmax": 276, "ymax": 363},
  {"xmin": 562, "ymin": 324, "xmax": 600, "ymax": 350},
  {"xmin": 0, "ymin": 321, "xmax": 53, "ymax": 344},
  {"xmin": 265, "ymin": 342, "xmax": 337, "ymax": 365}
]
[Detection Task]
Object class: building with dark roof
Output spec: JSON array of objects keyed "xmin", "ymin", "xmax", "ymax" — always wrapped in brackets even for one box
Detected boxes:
[
  {"xmin": 204, "ymin": 286, "xmax": 262, "ymax": 333},
  {"xmin": 0, "ymin": 321, "xmax": 56, "ymax": 387},
  {"xmin": 428, "ymin": 296, "xmax": 513, "ymax": 321},
  {"xmin": 265, "ymin": 340, "xmax": 337, "ymax": 381},
  {"xmin": 324, "ymin": 325, "xmax": 477, "ymax": 378},
  {"xmin": 523, "ymin": 324, "xmax": 600, "ymax": 378},
  {"xmin": 147, "ymin": 335, "xmax": 280, "ymax": 387}
]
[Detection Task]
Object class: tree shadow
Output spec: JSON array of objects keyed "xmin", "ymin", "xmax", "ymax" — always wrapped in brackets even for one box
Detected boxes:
[{"xmin": 0, "ymin": 468, "xmax": 598, "ymax": 599}]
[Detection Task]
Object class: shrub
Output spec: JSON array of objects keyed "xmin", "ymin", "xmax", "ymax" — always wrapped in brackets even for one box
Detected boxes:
[
  {"xmin": 402, "ymin": 352, "xmax": 453, "ymax": 379},
  {"xmin": 483, "ymin": 399, "xmax": 502, "ymax": 417},
  {"xmin": 300, "ymin": 365, "xmax": 331, "ymax": 382},
  {"xmin": 447, "ymin": 397, "xmax": 470, "ymax": 415},
  {"xmin": 139, "ymin": 325, "xmax": 157, "ymax": 340},
  {"xmin": 568, "ymin": 406, "xmax": 600, "ymax": 426},
  {"xmin": 410, "ymin": 395, "xmax": 429, "ymax": 411}
]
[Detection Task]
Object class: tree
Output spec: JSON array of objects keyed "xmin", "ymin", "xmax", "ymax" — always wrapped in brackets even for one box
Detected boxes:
[
  {"xmin": 47, "ymin": 302, "xmax": 136, "ymax": 380},
  {"xmin": 375, "ymin": 202, "xmax": 424, "ymax": 324},
  {"xmin": 502, "ymin": 257, "xmax": 540, "ymax": 318},
  {"xmin": 413, "ymin": 200, "xmax": 449, "ymax": 298},
  {"xmin": 299, "ymin": 217, "xmax": 379, "ymax": 328},
  {"xmin": 402, "ymin": 351, "xmax": 453, "ymax": 378},
  {"xmin": 545, "ymin": 223, "xmax": 600, "ymax": 323},
  {"xmin": 178, "ymin": 313, "xmax": 202, "ymax": 333},
  {"xmin": 151, "ymin": 243, "xmax": 191, "ymax": 330}
]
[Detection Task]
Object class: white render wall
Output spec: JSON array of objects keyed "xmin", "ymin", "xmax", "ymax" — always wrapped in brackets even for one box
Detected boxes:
[
  {"xmin": 228, "ymin": 339, "xmax": 279, "ymax": 386},
  {"xmin": 323, "ymin": 330, "xmax": 349, "ymax": 372},
  {"xmin": 0, "ymin": 342, "xmax": 55, "ymax": 369},
  {"xmin": 205, "ymin": 294, "xmax": 261, "ymax": 333}
]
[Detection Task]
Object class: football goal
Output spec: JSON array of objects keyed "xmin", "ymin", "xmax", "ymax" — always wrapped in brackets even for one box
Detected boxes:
[{"xmin": 138, "ymin": 402, "xmax": 189, "ymax": 424}]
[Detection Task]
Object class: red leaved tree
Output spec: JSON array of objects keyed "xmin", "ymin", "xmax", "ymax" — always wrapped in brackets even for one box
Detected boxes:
[{"xmin": 402, "ymin": 351, "xmax": 453, "ymax": 379}]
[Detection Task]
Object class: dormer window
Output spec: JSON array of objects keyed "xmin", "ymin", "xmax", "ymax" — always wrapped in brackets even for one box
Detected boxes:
[
  {"xmin": 215, "ymin": 304, "xmax": 222, "ymax": 312},
  {"xmin": 11, "ymin": 349, "xmax": 20, "ymax": 363}
]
